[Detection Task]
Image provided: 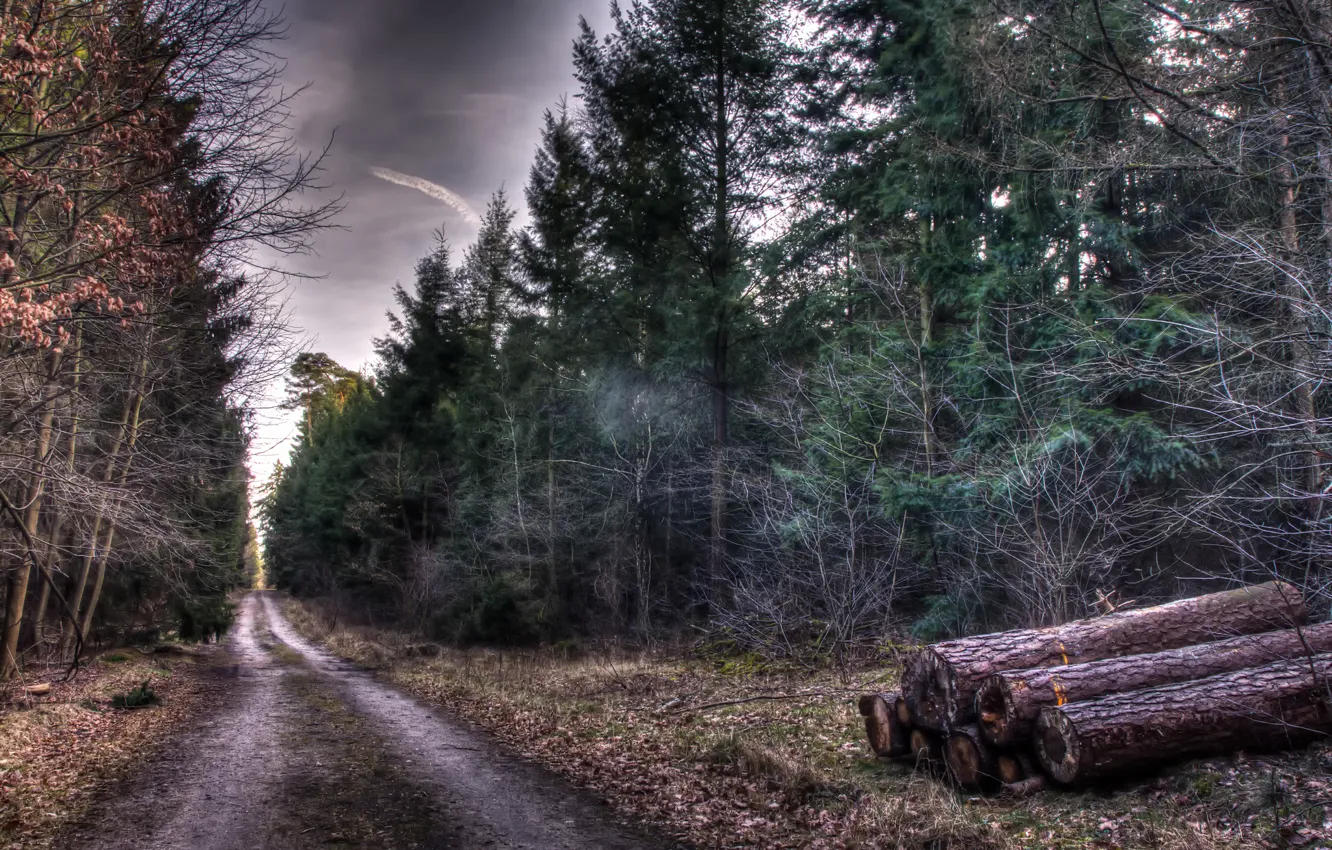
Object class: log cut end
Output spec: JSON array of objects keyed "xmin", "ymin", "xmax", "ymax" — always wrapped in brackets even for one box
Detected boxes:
[
  {"xmin": 860, "ymin": 693, "xmax": 910, "ymax": 758},
  {"xmin": 996, "ymin": 753, "xmax": 1026, "ymax": 785},
  {"xmin": 857, "ymin": 694, "xmax": 876, "ymax": 717},
  {"xmin": 910, "ymin": 728, "xmax": 943, "ymax": 766},
  {"xmin": 944, "ymin": 736, "xmax": 984, "ymax": 790},
  {"xmin": 902, "ymin": 649, "xmax": 952, "ymax": 731},
  {"xmin": 975, "ymin": 675, "xmax": 1016, "ymax": 746},
  {"xmin": 944, "ymin": 724, "xmax": 1000, "ymax": 792},
  {"xmin": 1035, "ymin": 708, "xmax": 1080, "ymax": 785}
]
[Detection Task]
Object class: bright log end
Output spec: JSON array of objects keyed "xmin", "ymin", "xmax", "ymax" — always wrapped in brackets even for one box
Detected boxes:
[
  {"xmin": 862, "ymin": 694, "xmax": 910, "ymax": 758},
  {"xmin": 863, "ymin": 696, "xmax": 891, "ymax": 754},
  {"xmin": 945, "ymin": 734, "xmax": 983, "ymax": 789}
]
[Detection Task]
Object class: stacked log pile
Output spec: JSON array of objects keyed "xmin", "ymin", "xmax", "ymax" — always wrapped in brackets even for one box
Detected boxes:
[{"xmin": 859, "ymin": 581, "xmax": 1332, "ymax": 792}]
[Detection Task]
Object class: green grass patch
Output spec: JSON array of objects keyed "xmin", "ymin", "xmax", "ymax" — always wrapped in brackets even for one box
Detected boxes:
[{"xmin": 110, "ymin": 680, "xmax": 158, "ymax": 709}]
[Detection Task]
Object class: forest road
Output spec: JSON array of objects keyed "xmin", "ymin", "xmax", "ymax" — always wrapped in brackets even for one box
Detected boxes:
[{"xmin": 61, "ymin": 592, "xmax": 667, "ymax": 850}]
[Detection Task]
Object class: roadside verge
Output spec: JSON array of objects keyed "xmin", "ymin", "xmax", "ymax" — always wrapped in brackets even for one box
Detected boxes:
[
  {"xmin": 0, "ymin": 648, "xmax": 219, "ymax": 850},
  {"xmin": 279, "ymin": 597, "xmax": 1326, "ymax": 850}
]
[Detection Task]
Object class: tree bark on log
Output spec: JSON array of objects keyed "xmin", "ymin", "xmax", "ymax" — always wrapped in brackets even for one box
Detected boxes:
[
  {"xmin": 1035, "ymin": 653, "xmax": 1332, "ymax": 784},
  {"xmin": 978, "ymin": 621, "xmax": 1332, "ymax": 747},
  {"xmin": 944, "ymin": 723, "xmax": 1001, "ymax": 792},
  {"xmin": 903, "ymin": 581, "xmax": 1305, "ymax": 731},
  {"xmin": 859, "ymin": 692, "xmax": 910, "ymax": 758},
  {"xmin": 1000, "ymin": 776, "xmax": 1045, "ymax": 798}
]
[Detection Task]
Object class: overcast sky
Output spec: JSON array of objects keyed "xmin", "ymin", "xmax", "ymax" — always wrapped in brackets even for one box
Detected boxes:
[{"xmin": 248, "ymin": 0, "xmax": 612, "ymax": 492}]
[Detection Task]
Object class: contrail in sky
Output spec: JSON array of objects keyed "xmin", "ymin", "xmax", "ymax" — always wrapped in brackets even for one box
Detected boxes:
[{"xmin": 370, "ymin": 166, "xmax": 481, "ymax": 225}]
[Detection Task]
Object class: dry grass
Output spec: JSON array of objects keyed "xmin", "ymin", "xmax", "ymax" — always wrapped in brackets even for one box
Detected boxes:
[
  {"xmin": 283, "ymin": 597, "xmax": 1330, "ymax": 850},
  {"xmin": 0, "ymin": 648, "xmax": 216, "ymax": 850}
]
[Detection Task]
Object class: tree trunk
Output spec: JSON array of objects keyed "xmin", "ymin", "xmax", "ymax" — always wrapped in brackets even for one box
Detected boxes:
[
  {"xmin": 1276, "ymin": 94, "xmax": 1321, "ymax": 513},
  {"xmin": 707, "ymin": 25, "xmax": 731, "ymax": 606},
  {"xmin": 917, "ymin": 217, "xmax": 936, "ymax": 476},
  {"xmin": 78, "ymin": 380, "xmax": 148, "ymax": 645},
  {"xmin": 978, "ymin": 620, "xmax": 1332, "ymax": 747},
  {"xmin": 60, "ymin": 362, "xmax": 144, "ymax": 660},
  {"xmin": 78, "ymin": 524, "xmax": 119, "ymax": 644},
  {"xmin": 859, "ymin": 692, "xmax": 911, "ymax": 758},
  {"xmin": 902, "ymin": 581, "xmax": 1305, "ymax": 731},
  {"xmin": 546, "ymin": 380, "xmax": 557, "ymax": 614},
  {"xmin": 1, "ymin": 349, "xmax": 64, "ymax": 679},
  {"xmin": 31, "ymin": 329, "xmax": 81, "ymax": 650},
  {"xmin": 1036, "ymin": 653, "xmax": 1332, "ymax": 784},
  {"xmin": 944, "ymin": 723, "xmax": 1001, "ymax": 792},
  {"xmin": 30, "ymin": 517, "xmax": 67, "ymax": 648},
  {"xmin": 709, "ymin": 333, "xmax": 728, "ymax": 601}
]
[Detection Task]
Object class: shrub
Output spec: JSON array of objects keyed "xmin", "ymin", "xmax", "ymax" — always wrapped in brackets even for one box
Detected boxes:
[
  {"xmin": 178, "ymin": 596, "xmax": 235, "ymax": 643},
  {"xmin": 909, "ymin": 594, "xmax": 969, "ymax": 643},
  {"xmin": 111, "ymin": 680, "xmax": 157, "ymax": 709},
  {"xmin": 468, "ymin": 576, "xmax": 540, "ymax": 646},
  {"xmin": 430, "ymin": 575, "xmax": 541, "ymax": 646}
]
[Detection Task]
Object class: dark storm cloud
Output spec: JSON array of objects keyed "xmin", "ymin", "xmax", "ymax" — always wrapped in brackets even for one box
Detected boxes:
[
  {"xmin": 269, "ymin": 0, "xmax": 610, "ymax": 368},
  {"xmin": 249, "ymin": 0, "xmax": 611, "ymax": 481}
]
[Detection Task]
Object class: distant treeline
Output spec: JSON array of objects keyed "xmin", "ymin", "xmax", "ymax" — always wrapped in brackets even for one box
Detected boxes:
[{"xmin": 262, "ymin": 0, "xmax": 1332, "ymax": 656}]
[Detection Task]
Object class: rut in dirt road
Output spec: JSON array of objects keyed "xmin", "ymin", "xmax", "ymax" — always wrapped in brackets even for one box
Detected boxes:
[{"xmin": 63, "ymin": 592, "xmax": 666, "ymax": 850}]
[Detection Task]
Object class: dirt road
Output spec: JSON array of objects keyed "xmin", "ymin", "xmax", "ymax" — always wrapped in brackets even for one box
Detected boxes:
[{"xmin": 61, "ymin": 593, "xmax": 665, "ymax": 850}]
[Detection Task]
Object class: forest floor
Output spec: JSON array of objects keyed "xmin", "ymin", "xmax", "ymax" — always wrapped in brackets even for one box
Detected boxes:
[
  {"xmin": 0, "ymin": 636, "xmax": 218, "ymax": 850},
  {"xmin": 3, "ymin": 593, "xmax": 663, "ymax": 850},
  {"xmin": 283, "ymin": 598, "xmax": 1332, "ymax": 850}
]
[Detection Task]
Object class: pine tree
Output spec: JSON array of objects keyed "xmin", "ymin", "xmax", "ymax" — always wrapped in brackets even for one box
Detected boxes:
[
  {"xmin": 576, "ymin": 0, "xmax": 800, "ymax": 598},
  {"xmin": 461, "ymin": 192, "xmax": 522, "ymax": 355}
]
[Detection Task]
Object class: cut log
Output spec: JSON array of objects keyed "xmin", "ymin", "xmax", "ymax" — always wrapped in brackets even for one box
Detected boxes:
[
  {"xmin": 902, "ymin": 581, "xmax": 1304, "ymax": 731},
  {"xmin": 859, "ymin": 693, "xmax": 911, "ymax": 758},
  {"xmin": 896, "ymin": 693, "xmax": 911, "ymax": 728},
  {"xmin": 943, "ymin": 723, "xmax": 1001, "ymax": 792},
  {"xmin": 978, "ymin": 620, "xmax": 1332, "ymax": 747},
  {"xmin": 999, "ymin": 776, "xmax": 1045, "ymax": 798},
  {"xmin": 23, "ymin": 682, "xmax": 51, "ymax": 696},
  {"xmin": 1036, "ymin": 652, "xmax": 1332, "ymax": 784},
  {"xmin": 909, "ymin": 728, "xmax": 943, "ymax": 767},
  {"xmin": 995, "ymin": 751, "xmax": 1035, "ymax": 785}
]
